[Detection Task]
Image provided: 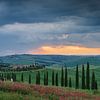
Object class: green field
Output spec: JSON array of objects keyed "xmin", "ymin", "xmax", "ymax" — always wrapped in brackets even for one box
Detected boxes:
[{"xmin": 1, "ymin": 65, "xmax": 100, "ymax": 90}]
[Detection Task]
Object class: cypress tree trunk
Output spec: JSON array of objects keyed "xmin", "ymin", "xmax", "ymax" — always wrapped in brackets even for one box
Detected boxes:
[
  {"xmin": 65, "ymin": 67, "xmax": 68, "ymax": 87},
  {"xmin": 29, "ymin": 74, "xmax": 31, "ymax": 84},
  {"xmin": 86, "ymin": 62, "xmax": 90, "ymax": 89},
  {"xmin": 82, "ymin": 65, "xmax": 85, "ymax": 89},
  {"xmin": 91, "ymin": 71, "xmax": 95, "ymax": 90},
  {"xmin": 55, "ymin": 73, "xmax": 58, "ymax": 86},
  {"xmin": 69, "ymin": 77, "xmax": 72, "ymax": 87},
  {"xmin": 61, "ymin": 67, "xmax": 64, "ymax": 87},
  {"xmin": 52, "ymin": 70, "xmax": 55, "ymax": 85},
  {"xmin": 21, "ymin": 73, "xmax": 23, "ymax": 82},
  {"xmin": 76, "ymin": 65, "xmax": 79, "ymax": 89}
]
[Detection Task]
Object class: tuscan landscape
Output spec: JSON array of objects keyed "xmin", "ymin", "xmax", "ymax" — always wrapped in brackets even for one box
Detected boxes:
[{"xmin": 0, "ymin": 0, "xmax": 100, "ymax": 100}]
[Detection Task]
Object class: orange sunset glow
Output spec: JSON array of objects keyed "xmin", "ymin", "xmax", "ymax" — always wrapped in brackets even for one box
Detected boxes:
[{"xmin": 30, "ymin": 45, "xmax": 100, "ymax": 55}]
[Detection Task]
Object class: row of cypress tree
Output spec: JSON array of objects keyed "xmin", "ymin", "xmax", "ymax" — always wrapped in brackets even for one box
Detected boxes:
[{"xmin": 0, "ymin": 62, "xmax": 98, "ymax": 90}]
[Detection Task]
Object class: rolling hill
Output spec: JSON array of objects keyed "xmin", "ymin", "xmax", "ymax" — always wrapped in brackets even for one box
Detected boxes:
[{"xmin": 0, "ymin": 54, "xmax": 100, "ymax": 67}]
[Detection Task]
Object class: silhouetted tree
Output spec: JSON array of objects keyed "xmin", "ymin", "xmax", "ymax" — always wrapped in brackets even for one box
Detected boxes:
[
  {"xmin": 69, "ymin": 77, "xmax": 72, "ymax": 87},
  {"xmin": 55, "ymin": 73, "xmax": 58, "ymax": 86},
  {"xmin": 76, "ymin": 65, "xmax": 79, "ymax": 89},
  {"xmin": 21, "ymin": 73, "xmax": 24, "ymax": 82},
  {"xmin": 29, "ymin": 74, "xmax": 31, "ymax": 84},
  {"xmin": 91, "ymin": 71, "xmax": 95, "ymax": 90},
  {"xmin": 37, "ymin": 71, "xmax": 40, "ymax": 85},
  {"xmin": 7, "ymin": 73, "xmax": 11, "ymax": 80},
  {"xmin": 65, "ymin": 67, "xmax": 68, "ymax": 87},
  {"xmin": 44, "ymin": 72, "xmax": 46, "ymax": 85},
  {"xmin": 52, "ymin": 70, "xmax": 55, "ymax": 85},
  {"xmin": 61, "ymin": 67, "xmax": 64, "ymax": 86},
  {"xmin": 82, "ymin": 65, "xmax": 85, "ymax": 89},
  {"xmin": 45, "ymin": 71, "xmax": 48, "ymax": 85},
  {"xmin": 86, "ymin": 62, "xmax": 90, "ymax": 89},
  {"xmin": 12, "ymin": 73, "xmax": 16, "ymax": 82},
  {"xmin": 94, "ymin": 80, "xmax": 98, "ymax": 90}
]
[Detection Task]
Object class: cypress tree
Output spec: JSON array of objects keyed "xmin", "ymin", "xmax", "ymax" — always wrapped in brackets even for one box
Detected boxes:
[
  {"xmin": 65, "ymin": 67, "xmax": 68, "ymax": 87},
  {"xmin": 21, "ymin": 73, "xmax": 24, "ymax": 82},
  {"xmin": 61, "ymin": 67, "xmax": 64, "ymax": 87},
  {"xmin": 44, "ymin": 72, "xmax": 46, "ymax": 85},
  {"xmin": 69, "ymin": 77, "xmax": 72, "ymax": 87},
  {"xmin": 86, "ymin": 62, "xmax": 90, "ymax": 89},
  {"xmin": 55, "ymin": 73, "xmax": 58, "ymax": 86},
  {"xmin": 52, "ymin": 70, "xmax": 55, "ymax": 85},
  {"xmin": 76, "ymin": 65, "xmax": 79, "ymax": 89},
  {"xmin": 7, "ymin": 73, "xmax": 11, "ymax": 80},
  {"xmin": 82, "ymin": 64, "xmax": 85, "ymax": 89},
  {"xmin": 91, "ymin": 71, "xmax": 95, "ymax": 90},
  {"xmin": 36, "ymin": 72, "xmax": 38, "ymax": 84},
  {"xmin": 29, "ymin": 74, "xmax": 31, "ymax": 84},
  {"xmin": 37, "ymin": 71, "xmax": 40, "ymax": 85},
  {"xmin": 12, "ymin": 73, "xmax": 16, "ymax": 82},
  {"xmin": 95, "ymin": 80, "xmax": 98, "ymax": 90},
  {"xmin": 45, "ymin": 71, "xmax": 48, "ymax": 85}
]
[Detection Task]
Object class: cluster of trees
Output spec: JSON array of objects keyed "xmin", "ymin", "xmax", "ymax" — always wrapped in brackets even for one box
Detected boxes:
[
  {"xmin": 0, "ymin": 73, "xmax": 16, "ymax": 82},
  {"xmin": 0, "ymin": 64, "xmax": 45, "ymax": 72},
  {"xmin": 75, "ymin": 62, "xmax": 98, "ymax": 90},
  {"xmin": 0, "ymin": 62, "xmax": 98, "ymax": 91}
]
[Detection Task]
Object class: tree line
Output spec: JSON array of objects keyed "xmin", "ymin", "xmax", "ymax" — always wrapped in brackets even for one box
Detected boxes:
[{"xmin": 0, "ymin": 62, "xmax": 98, "ymax": 90}]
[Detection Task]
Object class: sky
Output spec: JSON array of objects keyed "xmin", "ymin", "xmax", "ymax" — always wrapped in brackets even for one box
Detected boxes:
[{"xmin": 0, "ymin": 0, "xmax": 100, "ymax": 56}]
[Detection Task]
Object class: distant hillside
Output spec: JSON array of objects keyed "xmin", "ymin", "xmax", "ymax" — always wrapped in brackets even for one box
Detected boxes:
[{"xmin": 0, "ymin": 54, "xmax": 100, "ymax": 67}]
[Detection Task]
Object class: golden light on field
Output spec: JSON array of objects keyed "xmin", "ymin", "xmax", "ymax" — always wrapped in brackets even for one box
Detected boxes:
[{"xmin": 30, "ymin": 45, "xmax": 100, "ymax": 55}]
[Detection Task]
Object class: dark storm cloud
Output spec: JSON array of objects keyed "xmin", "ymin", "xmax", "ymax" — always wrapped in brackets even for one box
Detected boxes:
[
  {"xmin": 0, "ymin": 0, "xmax": 100, "ymax": 55},
  {"xmin": 0, "ymin": 0, "xmax": 100, "ymax": 26}
]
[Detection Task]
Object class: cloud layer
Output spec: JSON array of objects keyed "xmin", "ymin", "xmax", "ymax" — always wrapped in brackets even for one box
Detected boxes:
[{"xmin": 0, "ymin": 0, "xmax": 100, "ymax": 55}]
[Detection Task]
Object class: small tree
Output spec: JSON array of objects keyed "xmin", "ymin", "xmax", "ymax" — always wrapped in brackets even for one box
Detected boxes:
[
  {"xmin": 69, "ymin": 77, "xmax": 72, "ymax": 87},
  {"xmin": 52, "ymin": 70, "xmax": 55, "ymax": 85},
  {"xmin": 65, "ymin": 67, "xmax": 68, "ymax": 87},
  {"xmin": 55, "ymin": 73, "xmax": 58, "ymax": 86},
  {"xmin": 91, "ymin": 71, "xmax": 95, "ymax": 90},
  {"xmin": 76, "ymin": 65, "xmax": 79, "ymax": 89},
  {"xmin": 21, "ymin": 73, "xmax": 24, "ymax": 82},
  {"xmin": 94, "ymin": 80, "xmax": 98, "ymax": 90},
  {"xmin": 12, "ymin": 73, "xmax": 16, "ymax": 82},
  {"xmin": 61, "ymin": 67, "xmax": 64, "ymax": 87},
  {"xmin": 82, "ymin": 65, "xmax": 85, "ymax": 89},
  {"xmin": 86, "ymin": 62, "xmax": 90, "ymax": 89},
  {"xmin": 44, "ymin": 72, "xmax": 46, "ymax": 85},
  {"xmin": 45, "ymin": 71, "xmax": 48, "ymax": 85},
  {"xmin": 7, "ymin": 73, "xmax": 11, "ymax": 80},
  {"xmin": 29, "ymin": 74, "xmax": 31, "ymax": 84},
  {"xmin": 37, "ymin": 71, "xmax": 40, "ymax": 85}
]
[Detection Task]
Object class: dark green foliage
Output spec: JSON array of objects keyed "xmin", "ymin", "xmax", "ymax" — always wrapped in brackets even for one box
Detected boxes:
[
  {"xmin": 86, "ymin": 62, "xmax": 90, "ymax": 89},
  {"xmin": 91, "ymin": 71, "xmax": 97, "ymax": 90},
  {"xmin": 12, "ymin": 73, "xmax": 16, "ymax": 82},
  {"xmin": 36, "ymin": 71, "xmax": 40, "ymax": 85},
  {"xmin": 95, "ymin": 80, "xmax": 98, "ymax": 90},
  {"xmin": 44, "ymin": 72, "xmax": 46, "ymax": 85},
  {"xmin": 65, "ymin": 67, "xmax": 68, "ymax": 87},
  {"xmin": 45, "ymin": 71, "xmax": 48, "ymax": 85},
  {"xmin": 55, "ymin": 73, "xmax": 58, "ymax": 86},
  {"xmin": 82, "ymin": 65, "xmax": 85, "ymax": 89},
  {"xmin": 7, "ymin": 73, "xmax": 11, "ymax": 80},
  {"xmin": 29, "ymin": 74, "xmax": 31, "ymax": 84},
  {"xmin": 52, "ymin": 70, "xmax": 55, "ymax": 85},
  {"xmin": 76, "ymin": 65, "xmax": 79, "ymax": 89},
  {"xmin": 69, "ymin": 77, "xmax": 72, "ymax": 87},
  {"xmin": 61, "ymin": 67, "xmax": 64, "ymax": 86},
  {"xmin": 21, "ymin": 73, "xmax": 24, "ymax": 82}
]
